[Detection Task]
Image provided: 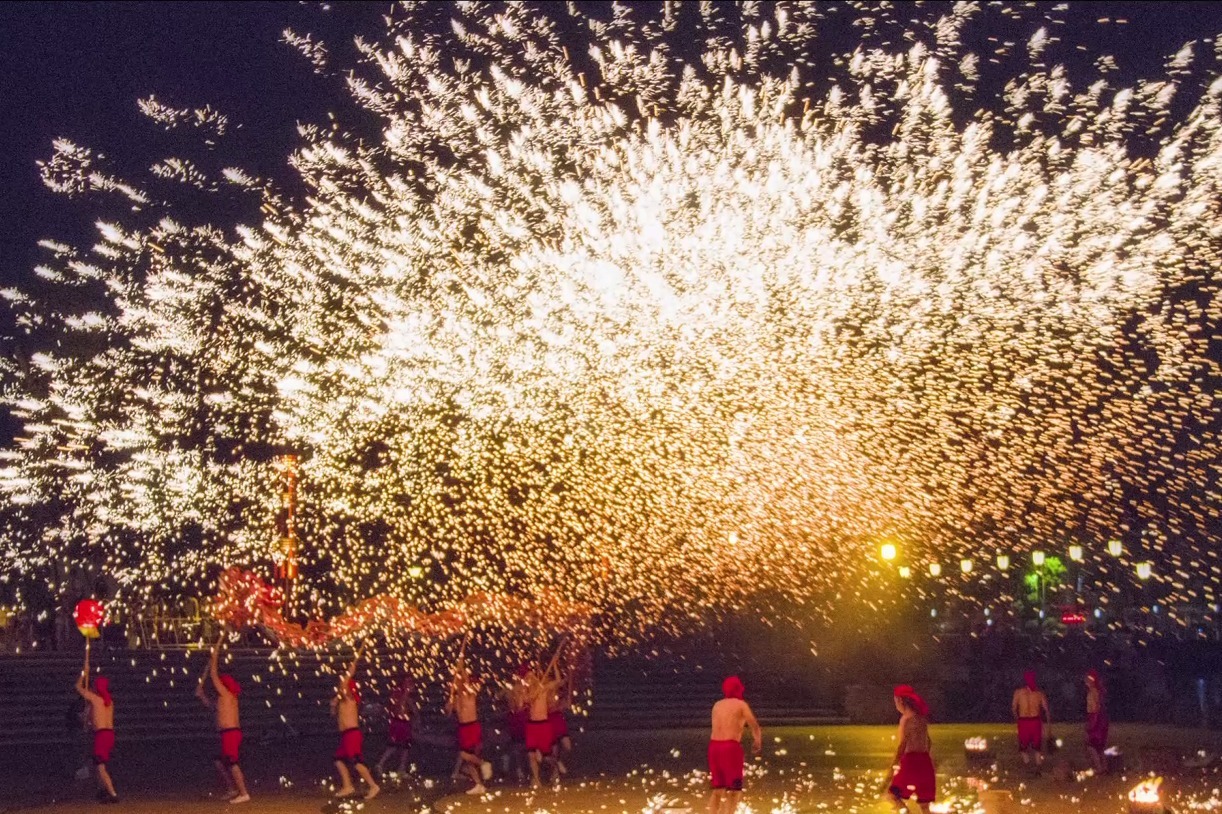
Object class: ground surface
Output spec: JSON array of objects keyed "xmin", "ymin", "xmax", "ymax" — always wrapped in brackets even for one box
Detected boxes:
[{"xmin": 2, "ymin": 723, "xmax": 1220, "ymax": 814}]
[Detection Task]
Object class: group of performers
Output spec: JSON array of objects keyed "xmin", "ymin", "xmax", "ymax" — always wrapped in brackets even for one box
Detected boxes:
[
  {"xmin": 882, "ymin": 669, "xmax": 1111, "ymax": 814},
  {"xmin": 71, "ymin": 637, "xmax": 584, "ymax": 804},
  {"xmin": 70, "ymin": 642, "xmax": 1109, "ymax": 812},
  {"xmin": 1010, "ymin": 667, "xmax": 1110, "ymax": 775}
]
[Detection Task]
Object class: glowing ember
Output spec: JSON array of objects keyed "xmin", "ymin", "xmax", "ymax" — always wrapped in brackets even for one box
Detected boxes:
[
  {"xmin": 1129, "ymin": 776, "xmax": 1164, "ymax": 811},
  {"xmin": 964, "ymin": 737, "xmax": 989, "ymax": 753},
  {"xmin": 2, "ymin": 3, "xmax": 1222, "ymax": 652}
]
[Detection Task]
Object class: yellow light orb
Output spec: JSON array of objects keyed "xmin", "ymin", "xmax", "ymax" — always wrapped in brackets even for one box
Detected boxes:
[
  {"xmin": 996, "ymin": 554, "xmax": 1010, "ymax": 571},
  {"xmin": 1108, "ymin": 539, "xmax": 1123, "ymax": 557},
  {"xmin": 1135, "ymin": 562, "xmax": 1153, "ymax": 581},
  {"xmin": 898, "ymin": 565, "xmax": 911, "ymax": 579},
  {"xmin": 881, "ymin": 542, "xmax": 897, "ymax": 562},
  {"xmin": 1032, "ymin": 550, "xmax": 1046, "ymax": 567},
  {"xmin": 960, "ymin": 558, "xmax": 973, "ymax": 574},
  {"xmin": 929, "ymin": 562, "xmax": 942, "ymax": 577},
  {"xmin": 1068, "ymin": 544, "xmax": 1084, "ymax": 562}
]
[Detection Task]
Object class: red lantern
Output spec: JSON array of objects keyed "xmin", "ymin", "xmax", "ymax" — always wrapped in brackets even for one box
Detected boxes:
[{"xmin": 74, "ymin": 599, "xmax": 105, "ymax": 639}]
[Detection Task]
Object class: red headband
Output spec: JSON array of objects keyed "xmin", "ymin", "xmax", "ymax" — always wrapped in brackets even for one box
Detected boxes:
[
  {"xmin": 722, "ymin": 676, "xmax": 745, "ymax": 700},
  {"xmin": 94, "ymin": 676, "xmax": 113, "ymax": 707},
  {"xmin": 894, "ymin": 684, "xmax": 928, "ymax": 717}
]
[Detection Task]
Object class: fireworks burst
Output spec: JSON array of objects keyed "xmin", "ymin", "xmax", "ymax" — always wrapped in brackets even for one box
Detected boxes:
[{"xmin": 3, "ymin": 2, "xmax": 1221, "ymax": 645}]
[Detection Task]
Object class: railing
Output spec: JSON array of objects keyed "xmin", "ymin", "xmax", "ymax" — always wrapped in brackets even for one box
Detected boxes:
[{"xmin": 124, "ymin": 599, "xmax": 215, "ymax": 648}]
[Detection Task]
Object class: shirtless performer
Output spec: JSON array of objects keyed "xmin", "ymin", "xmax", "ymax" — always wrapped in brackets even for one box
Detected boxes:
[
  {"xmin": 1012, "ymin": 670, "xmax": 1051, "ymax": 766},
  {"xmin": 887, "ymin": 685, "xmax": 935, "ymax": 813},
  {"xmin": 447, "ymin": 657, "xmax": 492, "ymax": 795},
  {"xmin": 330, "ymin": 648, "xmax": 380, "ymax": 800},
  {"xmin": 502, "ymin": 664, "xmax": 531, "ymax": 783},
  {"xmin": 525, "ymin": 662, "xmax": 563, "ymax": 789},
  {"xmin": 376, "ymin": 675, "xmax": 416, "ymax": 778},
  {"xmin": 547, "ymin": 657, "xmax": 575, "ymax": 775},
  {"xmin": 195, "ymin": 637, "xmax": 251, "ymax": 803},
  {"xmin": 1084, "ymin": 669, "xmax": 1109, "ymax": 774},
  {"xmin": 75, "ymin": 646, "xmax": 119, "ymax": 804},
  {"xmin": 708, "ymin": 676, "xmax": 762, "ymax": 814}
]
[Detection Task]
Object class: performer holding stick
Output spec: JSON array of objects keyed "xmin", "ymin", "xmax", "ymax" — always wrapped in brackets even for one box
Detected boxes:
[
  {"xmin": 502, "ymin": 663, "xmax": 531, "ymax": 783},
  {"xmin": 446, "ymin": 639, "xmax": 492, "ymax": 795},
  {"xmin": 330, "ymin": 645, "xmax": 380, "ymax": 800},
  {"xmin": 525, "ymin": 642, "xmax": 565, "ymax": 788},
  {"xmin": 547, "ymin": 641, "xmax": 576, "ymax": 775},
  {"xmin": 195, "ymin": 633, "xmax": 251, "ymax": 803},
  {"xmin": 376, "ymin": 672, "xmax": 417, "ymax": 778},
  {"xmin": 75, "ymin": 642, "xmax": 119, "ymax": 804}
]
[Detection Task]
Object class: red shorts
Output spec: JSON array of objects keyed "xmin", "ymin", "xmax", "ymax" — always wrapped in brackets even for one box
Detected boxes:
[
  {"xmin": 526, "ymin": 719, "xmax": 554, "ymax": 754},
  {"xmin": 890, "ymin": 752, "xmax": 936, "ymax": 804},
  {"xmin": 458, "ymin": 721, "xmax": 482, "ymax": 754},
  {"xmin": 388, "ymin": 717, "xmax": 412, "ymax": 747},
  {"xmin": 93, "ymin": 729, "xmax": 115, "ymax": 765},
  {"xmin": 1086, "ymin": 712, "xmax": 1109, "ymax": 750},
  {"xmin": 219, "ymin": 728, "xmax": 242, "ymax": 765},
  {"xmin": 1016, "ymin": 717, "xmax": 1042, "ymax": 750},
  {"xmin": 335, "ymin": 728, "xmax": 364, "ymax": 764},
  {"xmin": 708, "ymin": 739, "xmax": 744, "ymax": 790},
  {"xmin": 509, "ymin": 709, "xmax": 527, "ymax": 743},
  {"xmin": 549, "ymin": 710, "xmax": 569, "ymax": 740}
]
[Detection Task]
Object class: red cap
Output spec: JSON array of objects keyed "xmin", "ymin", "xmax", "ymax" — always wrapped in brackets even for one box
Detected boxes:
[
  {"xmin": 894, "ymin": 684, "xmax": 928, "ymax": 717},
  {"xmin": 94, "ymin": 676, "xmax": 113, "ymax": 707},
  {"xmin": 1023, "ymin": 670, "xmax": 1038, "ymax": 691},
  {"xmin": 722, "ymin": 676, "xmax": 745, "ymax": 700}
]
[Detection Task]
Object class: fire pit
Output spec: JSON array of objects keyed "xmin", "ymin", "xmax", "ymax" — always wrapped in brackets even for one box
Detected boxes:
[
  {"xmin": 1128, "ymin": 776, "xmax": 1164, "ymax": 814},
  {"xmin": 964, "ymin": 737, "xmax": 993, "ymax": 763}
]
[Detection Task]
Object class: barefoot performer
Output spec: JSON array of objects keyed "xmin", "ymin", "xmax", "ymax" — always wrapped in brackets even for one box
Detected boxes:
[
  {"xmin": 446, "ymin": 645, "xmax": 491, "ymax": 795},
  {"xmin": 376, "ymin": 674, "xmax": 416, "ymax": 778},
  {"xmin": 887, "ymin": 685, "xmax": 935, "ymax": 814},
  {"xmin": 1085, "ymin": 669, "xmax": 1109, "ymax": 774},
  {"xmin": 75, "ymin": 644, "xmax": 119, "ymax": 804},
  {"xmin": 195, "ymin": 636, "xmax": 251, "ymax": 803},
  {"xmin": 525, "ymin": 647, "xmax": 565, "ymax": 788},
  {"xmin": 708, "ymin": 676, "xmax": 762, "ymax": 814},
  {"xmin": 548, "ymin": 644, "xmax": 576, "ymax": 775},
  {"xmin": 1012, "ymin": 670, "xmax": 1051, "ymax": 766},
  {"xmin": 330, "ymin": 646, "xmax": 380, "ymax": 800},
  {"xmin": 502, "ymin": 664, "xmax": 531, "ymax": 783}
]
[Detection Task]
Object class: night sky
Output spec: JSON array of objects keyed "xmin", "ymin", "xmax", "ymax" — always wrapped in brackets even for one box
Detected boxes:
[
  {"xmin": 0, "ymin": 1, "xmax": 387, "ymax": 291},
  {"xmin": 3, "ymin": 2, "xmax": 1222, "ymax": 632},
  {"xmin": 4, "ymin": 1, "xmax": 1222, "ymax": 293}
]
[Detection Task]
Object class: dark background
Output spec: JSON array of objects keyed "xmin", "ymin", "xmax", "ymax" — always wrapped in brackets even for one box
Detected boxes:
[{"xmin": 4, "ymin": 0, "xmax": 1222, "ymax": 303}]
